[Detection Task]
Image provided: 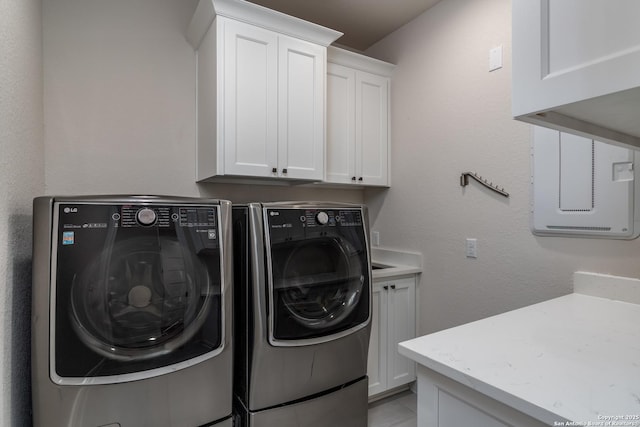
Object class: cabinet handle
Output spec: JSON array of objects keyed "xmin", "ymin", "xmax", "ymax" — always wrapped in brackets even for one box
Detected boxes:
[
  {"xmin": 282, "ymin": 168, "xmax": 288, "ymax": 174},
  {"xmin": 272, "ymin": 167, "xmax": 277, "ymax": 173},
  {"xmin": 390, "ymin": 284, "xmax": 396, "ymax": 290},
  {"xmin": 358, "ymin": 177, "xmax": 363, "ymax": 182},
  {"xmin": 351, "ymin": 176, "xmax": 357, "ymax": 181},
  {"xmin": 383, "ymin": 285, "xmax": 389, "ymax": 290}
]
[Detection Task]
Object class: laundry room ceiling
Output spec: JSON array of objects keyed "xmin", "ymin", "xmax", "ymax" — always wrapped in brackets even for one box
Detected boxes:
[{"xmin": 247, "ymin": 0, "xmax": 442, "ymax": 51}]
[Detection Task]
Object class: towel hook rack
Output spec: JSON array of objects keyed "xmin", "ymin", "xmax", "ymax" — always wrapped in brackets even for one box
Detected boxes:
[{"xmin": 460, "ymin": 171, "xmax": 509, "ymax": 198}]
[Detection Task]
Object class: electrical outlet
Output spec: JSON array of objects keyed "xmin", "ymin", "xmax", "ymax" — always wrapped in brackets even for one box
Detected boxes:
[
  {"xmin": 465, "ymin": 238, "xmax": 478, "ymax": 258},
  {"xmin": 372, "ymin": 231, "xmax": 380, "ymax": 247}
]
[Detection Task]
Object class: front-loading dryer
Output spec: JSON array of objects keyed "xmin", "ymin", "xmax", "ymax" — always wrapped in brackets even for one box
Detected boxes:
[
  {"xmin": 233, "ymin": 202, "xmax": 371, "ymax": 427},
  {"xmin": 31, "ymin": 195, "xmax": 233, "ymax": 427}
]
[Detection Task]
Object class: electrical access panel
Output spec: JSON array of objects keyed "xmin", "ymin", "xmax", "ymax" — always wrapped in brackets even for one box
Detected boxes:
[{"xmin": 531, "ymin": 126, "xmax": 640, "ymax": 239}]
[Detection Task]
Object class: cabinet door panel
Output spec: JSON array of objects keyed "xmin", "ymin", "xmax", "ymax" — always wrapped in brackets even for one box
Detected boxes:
[
  {"xmin": 387, "ymin": 277, "xmax": 416, "ymax": 389},
  {"xmin": 367, "ymin": 283, "xmax": 388, "ymax": 396},
  {"xmin": 513, "ymin": 1, "xmax": 640, "ymax": 118},
  {"xmin": 326, "ymin": 63, "xmax": 356, "ymax": 184},
  {"xmin": 438, "ymin": 391, "xmax": 510, "ymax": 427},
  {"xmin": 357, "ymin": 71, "xmax": 389, "ymax": 186},
  {"xmin": 278, "ymin": 37, "xmax": 325, "ymax": 180},
  {"xmin": 223, "ymin": 19, "xmax": 278, "ymax": 177}
]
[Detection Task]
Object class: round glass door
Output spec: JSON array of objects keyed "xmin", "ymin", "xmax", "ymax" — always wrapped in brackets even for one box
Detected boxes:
[
  {"xmin": 272, "ymin": 237, "xmax": 366, "ymax": 336},
  {"xmin": 70, "ymin": 236, "xmax": 211, "ymax": 361}
]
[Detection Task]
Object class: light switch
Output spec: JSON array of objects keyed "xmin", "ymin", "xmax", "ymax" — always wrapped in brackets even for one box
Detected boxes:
[
  {"xmin": 489, "ymin": 45, "xmax": 503, "ymax": 72},
  {"xmin": 465, "ymin": 238, "xmax": 477, "ymax": 258}
]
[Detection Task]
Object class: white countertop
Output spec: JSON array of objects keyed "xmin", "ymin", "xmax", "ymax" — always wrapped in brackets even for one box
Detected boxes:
[
  {"xmin": 371, "ymin": 247, "xmax": 422, "ymax": 280},
  {"xmin": 399, "ymin": 272, "xmax": 640, "ymax": 425}
]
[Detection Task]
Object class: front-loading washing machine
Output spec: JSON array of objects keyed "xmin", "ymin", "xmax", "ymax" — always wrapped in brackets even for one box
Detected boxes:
[
  {"xmin": 31, "ymin": 195, "xmax": 233, "ymax": 427},
  {"xmin": 233, "ymin": 202, "xmax": 372, "ymax": 427}
]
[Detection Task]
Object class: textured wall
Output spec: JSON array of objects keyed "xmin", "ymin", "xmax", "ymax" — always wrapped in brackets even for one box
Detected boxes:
[
  {"xmin": 365, "ymin": 0, "xmax": 640, "ymax": 335},
  {"xmin": 43, "ymin": 0, "xmax": 362, "ymax": 204},
  {"xmin": 0, "ymin": 0, "xmax": 44, "ymax": 425}
]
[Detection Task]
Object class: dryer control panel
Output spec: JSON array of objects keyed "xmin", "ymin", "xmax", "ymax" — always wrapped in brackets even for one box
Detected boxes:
[{"xmin": 267, "ymin": 208, "xmax": 364, "ymax": 239}]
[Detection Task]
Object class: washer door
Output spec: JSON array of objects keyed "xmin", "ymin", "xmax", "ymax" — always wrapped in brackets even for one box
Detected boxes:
[
  {"xmin": 270, "ymin": 237, "xmax": 369, "ymax": 341},
  {"xmin": 52, "ymin": 202, "xmax": 224, "ymax": 383},
  {"xmin": 71, "ymin": 236, "xmax": 210, "ymax": 361}
]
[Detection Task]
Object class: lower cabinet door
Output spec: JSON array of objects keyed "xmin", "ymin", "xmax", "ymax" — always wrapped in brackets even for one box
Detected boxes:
[
  {"xmin": 367, "ymin": 275, "xmax": 416, "ymax": 398},
  {"xmin": 367, "ymin": 282, "xmax": 388, "ymax": 396},
  {"xmin": 386, "ymin": 277, "xmax": 416, "ymax": 390}
]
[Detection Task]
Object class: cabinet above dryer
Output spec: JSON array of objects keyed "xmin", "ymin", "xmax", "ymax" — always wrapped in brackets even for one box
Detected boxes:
[
  {"xmin": 187, "ymin": 0, "xmax": 342, "ymax": 183},
  {"xmin": 325, "ymin": 47, "xmax": 395, "ymax": 187}
]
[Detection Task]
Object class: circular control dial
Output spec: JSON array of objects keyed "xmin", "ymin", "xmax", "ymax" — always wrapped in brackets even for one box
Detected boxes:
[
  {"xmin": 316, "ymin": 211, "xmax": 329, "ymax": 225},
  {"xmin": 136, "ymin": 208, "xmax": 157, "ymax": 226}
]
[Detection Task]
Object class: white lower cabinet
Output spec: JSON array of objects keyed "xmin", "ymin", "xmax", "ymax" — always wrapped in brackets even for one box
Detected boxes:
[
  {"xmin": 417, "ymin": 367, "xmax": 547, "ymax": 427},
  {"xmin": 368, "ymin": 275, "xmax": 416, "ymax": 397}
]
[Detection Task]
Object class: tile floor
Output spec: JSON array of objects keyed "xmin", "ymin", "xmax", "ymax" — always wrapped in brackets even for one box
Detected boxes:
[{"xmin": 368, "ymin": 390, "xmax": 417, "ymax": 427}]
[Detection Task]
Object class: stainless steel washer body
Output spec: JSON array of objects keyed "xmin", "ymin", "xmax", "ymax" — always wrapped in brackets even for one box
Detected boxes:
[{"xmin": 31, "ymin": 195, "xmax": 233, "ymax": 427}]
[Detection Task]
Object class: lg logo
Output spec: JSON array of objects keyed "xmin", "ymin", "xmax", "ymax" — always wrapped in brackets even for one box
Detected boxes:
[{"xmin": 63, "ymin": 207, "xmax": 78, "ymax": 214}]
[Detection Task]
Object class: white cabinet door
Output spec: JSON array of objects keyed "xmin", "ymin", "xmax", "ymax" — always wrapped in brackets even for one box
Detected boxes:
[
  {"xmin": 191, "ymin": 6, "xmax": 336, "ymax": 182},
  {"xmin": 357, "ymin": 71, "xmax": 389, "ymax": 186},
  {"xmin": 325, "ymin": 47, "xmax": 393, "ymax": 187},
  {"xmin": 222, "ymin": 19, "xmax": 278, "ymax": 177},
  {"xmin": 512, "ymin": 1, "xmax": 640, "ymax": 148},
  {"xmin": 326, "ymin": 63, "xmax": 356, "ymax": 184},
  {"xmin": 367, "ymin": 282, "xmax": 388, "ymax": 396},
  {"xmin": 278, "ymin": 37, "xmax": 325, "ymax": 180},
  {"xmin": 386, "ymin": 277, "xmax": 416, "ymax": 389},
  {"xmin": 417, "ymin": 367, "xmax": 548, "ymax": 427},
  {"xmin": 368, "ymin": 276, "xmax": 416, "ymax": 398},
  {"xmin": 439, "ymin": 391, "xmax": 510, "ymax": 427}
]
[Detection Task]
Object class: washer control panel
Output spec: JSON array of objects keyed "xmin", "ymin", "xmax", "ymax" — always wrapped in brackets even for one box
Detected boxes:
[
  {"xmin": 315, "ymin": 211, "xmax": 329, "ymax": 225},
  {"xmin": 136, "ymin": 208, "xmax": 157, "ymax": 226}
]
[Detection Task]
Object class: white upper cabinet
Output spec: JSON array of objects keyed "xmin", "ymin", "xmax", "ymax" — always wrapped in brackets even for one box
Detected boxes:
[
  {"xmin": 188, "ymin": 0, "xmax": 341, "ymax": 182},
  {"xmin": 221, "ymin": 20, "xmax": 278, "ymax": 178},
  {"xmin": 277, "ymin": 37, "xmax": 326, "ymax": 180},
  {"xmin": 512, "ymin": 0, "xmax": 640, "ymax": 149},
  {"xmin": 326, "ymin": 47, "xmax": 394, "ymax": 187}
]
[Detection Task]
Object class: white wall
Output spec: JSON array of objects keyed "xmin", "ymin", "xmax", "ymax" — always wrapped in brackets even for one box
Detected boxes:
[
  {"xmin": 365, "ymin": 0, "xmax": 640, "ymax": 334},
  {"xmin": 43, "ymin": 0, "xmax": 362, "ymax": 205},
  {"xmin": 0, "ymin": 0, "xmax": 44, "ymax": 425}
]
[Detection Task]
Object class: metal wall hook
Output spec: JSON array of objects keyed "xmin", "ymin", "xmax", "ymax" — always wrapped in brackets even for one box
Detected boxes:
[{"xmin": 460, "ymin": 172, "xmax": 509, "ymax": 198}]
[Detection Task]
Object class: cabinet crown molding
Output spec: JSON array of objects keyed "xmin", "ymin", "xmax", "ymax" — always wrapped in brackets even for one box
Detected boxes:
[
  {"xmin": 328, "ymin": 46, "xmax": 395, "ymax": 77},
  {"xmin": 188, "ymin": 0, "xmax": 342, "ymax": 49}
]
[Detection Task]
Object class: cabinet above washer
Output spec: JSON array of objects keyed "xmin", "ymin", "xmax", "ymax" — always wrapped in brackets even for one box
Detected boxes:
[{"xmin": 187, "ymin": 0, "xmax": 342, "ymax": 184}]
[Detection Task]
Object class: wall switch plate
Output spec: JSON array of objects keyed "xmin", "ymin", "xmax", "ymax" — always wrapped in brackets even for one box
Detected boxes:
[
  {"xmin": 489, "ymin": 45, "xmax": 503, "ymax": 72},
  {"xmin": 465, "ymin": 238, "xmax": 478, "ymax": 258}
]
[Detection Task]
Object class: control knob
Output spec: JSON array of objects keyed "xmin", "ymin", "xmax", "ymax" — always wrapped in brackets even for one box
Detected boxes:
[
  {"xmin": 136, "ymin": 208, "xmax": 157, "ymax": 226},
  {"xmin": 316, "ymin": 211, "xmax": 329, "ymax": 225}
]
